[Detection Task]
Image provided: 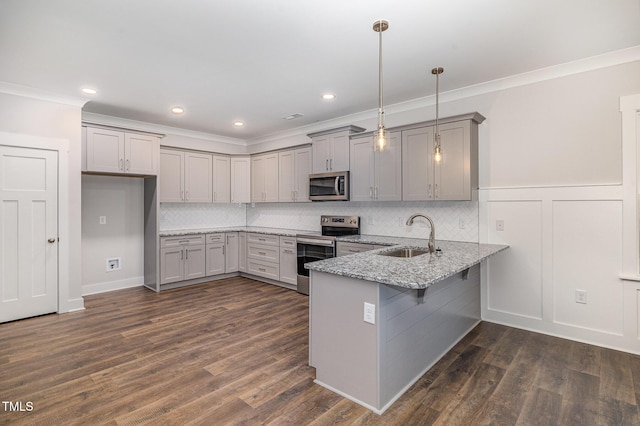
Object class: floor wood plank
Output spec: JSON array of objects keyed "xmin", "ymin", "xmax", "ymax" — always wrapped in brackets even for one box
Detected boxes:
[{"xmin": 1, "ymin": 278, "xmax": 639, "ymax": 425}]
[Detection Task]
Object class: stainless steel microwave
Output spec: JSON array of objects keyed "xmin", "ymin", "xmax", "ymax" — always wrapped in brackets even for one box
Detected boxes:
[{"xmin": 309, "ymin": 171, "xmax": 349, "ymax": 201}]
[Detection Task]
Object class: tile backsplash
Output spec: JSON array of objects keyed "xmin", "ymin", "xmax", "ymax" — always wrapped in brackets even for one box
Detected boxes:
[
  {"xmin": 161, "ymin": 200, "xmax": 478, "ymax": 242},
  {"xmin": 160, "ymin": 203, "xmax": 247, "ymax": 230},
  {"xmin": 246, "ymin": 201, "xmax": 478, "ymax": 242}
]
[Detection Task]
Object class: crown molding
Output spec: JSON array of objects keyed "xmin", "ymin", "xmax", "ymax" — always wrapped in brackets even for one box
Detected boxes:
[
  {"xmin": 81, "ymin": 112, "xmax": 246, "ymax": 146},
  {"xmin": 0, "ymin": 81, "xmax": 88, "ymax": 107},
  {"xmin": 248, "ymin": 45, "xmax": 640, "ymax": 145}
]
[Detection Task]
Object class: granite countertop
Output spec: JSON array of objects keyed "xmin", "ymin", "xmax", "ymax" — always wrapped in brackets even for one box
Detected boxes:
[
  {"xmin": 159, "ymin": 226, "xmax": 315, "ymax": 238},
  {"xmin": 306, "ymin": 237, "xmax": 508, "ymax": 290}
]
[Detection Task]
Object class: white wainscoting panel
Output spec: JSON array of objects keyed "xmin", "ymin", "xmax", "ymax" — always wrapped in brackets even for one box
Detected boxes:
[
  {"xmin": 552, "ymin": 200, "xmax": 624, "ymax": 335},
  {"xmin": 486, "ymin": 201, "xmax": 543, "ymax": 319},
  {"xmin": 480, "ymin": 184, "xmax": 639, "ymax": 354}
]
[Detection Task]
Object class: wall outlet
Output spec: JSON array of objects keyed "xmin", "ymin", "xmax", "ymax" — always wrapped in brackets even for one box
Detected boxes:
[
  {"xmin": 106, "ymin": 258, "xmax": 121, "ymax": 272},
  {"xmin": 496, "ymin": 220, "xmax": 505, "ymax": 231},
  {"xmin": 364, "ymin": 302, "xmax": 375, "ymax": 324},
  {"xmin": 99, "ymin": 216, "xmax": 106, "ymax": 225},
  {"xmin": 575, "ymin": 289, "xmax": 587, "ymax": 304}
]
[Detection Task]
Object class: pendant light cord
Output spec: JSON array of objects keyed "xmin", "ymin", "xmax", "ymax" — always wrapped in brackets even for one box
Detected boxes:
[{"xmin": 378, "ymin": 20, "xmax": 384, "ymax": 130}]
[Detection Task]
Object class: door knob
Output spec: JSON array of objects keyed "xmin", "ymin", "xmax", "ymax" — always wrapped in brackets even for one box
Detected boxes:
[{"xmin": 48, "ymin": 238, "xmax": 56, "ymax": 243}]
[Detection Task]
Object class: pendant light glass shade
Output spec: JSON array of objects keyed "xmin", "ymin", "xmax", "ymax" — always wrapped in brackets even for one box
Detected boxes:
[
  {"xmin": 432, "ymin": 67, "xmax": 444, "ymax": 163},
  {"xmin": 373, "ymin": 20, "xmax": 389, "ymax": 151}
]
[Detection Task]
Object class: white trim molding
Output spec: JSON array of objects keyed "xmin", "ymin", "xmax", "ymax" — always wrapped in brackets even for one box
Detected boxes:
[
  {"xmin": 0, "ymin": 81, "xmax": 88, "ymax": 108},
  {"xmin": 620, "ymin": 93, "xmax": 640, "ymax": 279},
  {"xmin": 0, "ymin": 132, "xmax": 82, "ymax": 314}
]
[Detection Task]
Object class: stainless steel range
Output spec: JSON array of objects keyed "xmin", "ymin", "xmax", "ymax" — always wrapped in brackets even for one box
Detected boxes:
[{"xmin": 296, "ymin": 215, "xmax": 360, "ymax": 295}]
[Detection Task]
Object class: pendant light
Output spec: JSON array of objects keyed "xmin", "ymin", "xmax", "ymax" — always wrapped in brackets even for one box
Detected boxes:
[
  {"xmin": 373, "ymin": 20, "xmax": 389, "ymax": 151},
  {"xmin": 432, "ymin": 67, "xmax": 444, "ymax": 163}
]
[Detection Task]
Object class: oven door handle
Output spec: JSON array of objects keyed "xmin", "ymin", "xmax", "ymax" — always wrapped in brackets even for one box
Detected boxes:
[{"xmin": 297, "ymin": 238, "xmax": 335, "ymax": 247}]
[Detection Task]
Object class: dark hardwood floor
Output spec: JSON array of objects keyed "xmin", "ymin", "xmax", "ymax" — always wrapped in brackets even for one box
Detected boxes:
[{"xmin": 1, "ymin": 277, "xmax": 639, "ymax": 425}]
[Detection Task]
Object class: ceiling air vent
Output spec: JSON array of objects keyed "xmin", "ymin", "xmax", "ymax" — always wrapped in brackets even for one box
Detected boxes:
[{"xmin": 283, "ymin": 113, "xmax": 304, "ymax": 120}]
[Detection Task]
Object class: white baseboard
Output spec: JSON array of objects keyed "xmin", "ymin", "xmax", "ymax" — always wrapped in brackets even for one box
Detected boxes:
[{"xmin": 82, "ymin": 276, "xmax": 144, "ymax": 296}]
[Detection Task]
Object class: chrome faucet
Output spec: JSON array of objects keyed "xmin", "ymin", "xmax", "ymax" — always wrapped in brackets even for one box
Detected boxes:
[{"xmin": 406, "ymin": 213, "xmax": 436, "ymax": 254}]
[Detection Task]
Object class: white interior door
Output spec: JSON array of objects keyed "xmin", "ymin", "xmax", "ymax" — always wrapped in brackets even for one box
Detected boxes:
[{"xmin": 0, "ymin": 146, "xmax": 58, "ymax": 322}]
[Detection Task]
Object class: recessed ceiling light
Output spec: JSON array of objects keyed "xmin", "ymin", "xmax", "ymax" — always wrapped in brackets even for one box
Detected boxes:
[
  {"xmin": 171, "ymin": 106, "xmax": 185, "ymax": 115},
  {"xmin": 233, "ymin": 121, "xmax": 244, "ymax": 127},
  {"xmin": 322, "ymin": 93, "xmax": 336, "ymax": 100},
  {"xmin": 81, "ymin": 87, "xmax": 97, "ymax": 95}
]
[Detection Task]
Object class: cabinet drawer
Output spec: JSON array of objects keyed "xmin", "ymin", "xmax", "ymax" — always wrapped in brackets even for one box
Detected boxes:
[
  {"xmin": 280, "ymin": 236, "xmax": 296, "ymax": 248},
  {"xmin": 161, "ymin": 234, "xmax": 205, "ymax": 248},
  {"xmin": 206, "ymin": 233, "xmax": 225, "ymax": 244},
  {"xmin": 247, "ymin": 259, "xmax": 280, "ymax": 281},
  {"xmin": 336, "ymin": 242, "xmax": 375, "ymax": 257},
  {"xmin": 247, "ymin": 233, "xmax": 279, "ymax": 246},
  {"xmin": 247, "ymin": 243, "xmax": 280, "ymax": 263}
]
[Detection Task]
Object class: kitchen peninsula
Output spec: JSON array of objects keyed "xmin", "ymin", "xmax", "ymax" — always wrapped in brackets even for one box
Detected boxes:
[{"xmin": 306, "ymin": 237, "xmax": 508, "ymax": 414}]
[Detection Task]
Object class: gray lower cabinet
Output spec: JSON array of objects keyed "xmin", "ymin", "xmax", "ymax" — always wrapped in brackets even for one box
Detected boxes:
[
  {"xmin": 160, "ymin": 234, "xmax": 206, "ymax": 285},
  {"xmin": 279, "ymin": 236, "xmax": 297, "ymax": 285},
  {"xmin": 238, "ymin": 232, "xmax": 247, "ymax": 272},
  {"xmin": 225, "ymin": 232, "xmax": 239, "ymax": 273},
  {"xmin": 205, "ymin": 234, "xmax": 225, "ymax": 276},
  {"xmin": 247, "ymin": 233, "xmax": 280, "ymax": 280},
  {"xmin": 206, "ymin": 232, "xmax": 239, "ymax": 276}
]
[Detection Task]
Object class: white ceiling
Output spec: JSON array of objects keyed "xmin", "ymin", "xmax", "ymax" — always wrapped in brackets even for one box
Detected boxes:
[{"xmin": 1, "ymin": 1, "xmax": 639, "ymax": 141}]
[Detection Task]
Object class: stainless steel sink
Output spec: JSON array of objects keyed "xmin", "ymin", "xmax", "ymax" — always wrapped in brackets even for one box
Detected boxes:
[{"xmin": 378, "ymin": 248, "xmax": 430, "ymax": 258}]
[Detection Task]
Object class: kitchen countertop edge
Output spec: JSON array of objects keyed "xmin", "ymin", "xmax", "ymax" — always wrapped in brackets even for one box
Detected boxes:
[{"xmin": 306, "ymin": 239, "xmax": 509, "ymax": 290}]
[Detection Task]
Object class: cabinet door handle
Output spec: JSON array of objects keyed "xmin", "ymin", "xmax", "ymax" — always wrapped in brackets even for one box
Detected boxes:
[
  {"xmin": 48, "ymin": 238, "xmax": 56, "ymax": 243},
  {"xmin": 120, "ymin": 158, "xmax": 124, "ymax": 171},
  {"xmin": 330, "ymin": 158, "xmax": 333, "ymax": 170},
  {"xmin": 186, "ymin": 191, "xmax": 190, "ymax": 201},
  {"xmin": 258, "ymin": 267, "xmax": 266, "ymax": 272},
  {"xmin": 181, "ymin": 190, "xmax": 184, "ymax": 201},
  {"xmin": 428, "ymin": 184, "xmax": 432, "ymax": 199},
  {"xmin": 369, "ymin": 187, "xmax": 373, "ymax": 199},
  {"xmin": 185, "ymin": 249, "xmax": 189, "ymax": 260},
  {"xmin": 126, "ymin": 159, "xmax": 130, "ymax": 171},
  {"xmin": 435, "ymin": 184, "xmax": 439, "ymax": 199},
  {"xmin": 326, "ymin": 159, "xmax": 329, "ymax": 171},
  {"xmin": 375, "ymin": 186, "xmax": 378, "ymax": 200},
  {"xmin": 223, "ymin": 245, "xmax": 225, "ymax": 255},
  {"xmin": 258, "ymin": 251, "xmax": 266, "ymax": 255},
  {"xmin": 181, "ymin": 249, "xmax": 184, "ymax": 260}
]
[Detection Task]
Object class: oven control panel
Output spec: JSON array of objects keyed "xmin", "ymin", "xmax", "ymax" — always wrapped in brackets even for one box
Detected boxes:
[{"xmin": 321, "ymin": 215, "xmax": 359, "ymax": 227}]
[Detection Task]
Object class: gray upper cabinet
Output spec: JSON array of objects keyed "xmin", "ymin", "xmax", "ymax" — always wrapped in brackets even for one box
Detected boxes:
[
  {"xmin": 212, "ymin": 155, "xmax": 230, "ymax": 203},
  {"xmin": 402, "ymin": 114, "xmax": 482, "ymax": 201},
  {"xmin": 350, "ymin": 131, "xmax": 401, "ymax": 201},
  {"xmin": 160, "ymin": 149, "xmax": 213, "ymax": 203},
  {"xmin": 309, "ymin": 125, "xmax": 365, "ymax": 173},
  {"xmin": 231, "ymin": 157, "xmax": 251, "ymax": 203},
  {"xmin": 85, "ymin": 127, "xmax": 159, "ymax": 175},
  {"xmin": 279, "ymin": 146, "xmax": 312, "ymax": 202},
  {"xmin": 251, "ymin": 153, "xmax": 279, "ymax": 202}
]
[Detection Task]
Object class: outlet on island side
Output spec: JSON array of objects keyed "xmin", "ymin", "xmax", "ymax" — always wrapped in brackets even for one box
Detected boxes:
[{"xmin": 364, "ymin": 302, "xmax": 375, "ymax": 324}]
